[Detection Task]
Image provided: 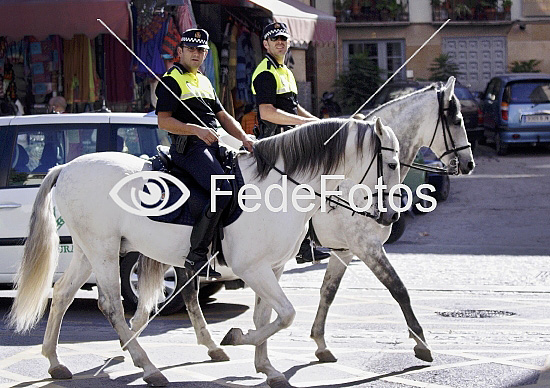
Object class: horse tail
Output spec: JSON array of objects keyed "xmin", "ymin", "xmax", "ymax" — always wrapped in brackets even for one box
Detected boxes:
[
  {"xmin": 8, "ymin": 165, "xmax": 64, "ymax": 333},
  {"xmin": 137, "ymin": 254, "xmax": 167, "ymax": 314}
]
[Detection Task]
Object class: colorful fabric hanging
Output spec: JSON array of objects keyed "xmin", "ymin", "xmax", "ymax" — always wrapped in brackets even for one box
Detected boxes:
[
  {"xmin": 201, "ymin": 41, "xmax": 220, "ymax": 95},
  {"xmin": 104, "ymin": 34, "xmax": 134, "ymax": 103},
  {"xmin": 29, "ymin": 36, "xmax": 60, "ymax": 96},
  {"xmin": 162, "ymin": 16, "xmax": 181, "ymax": 60},
  {"xmin": 175, "ymin": 0, "xmax": 197, "ymax": 33},
  {"xmin": 236, "ymin": 28, "xmax": 255, "ymax": 105},
  {"xmin": 63, "ymin": 34, "xmax": 98, "ymax": 103},
  {"xmin": 134, "ymin": 16, "xmax": 168, "ymax": 77}
]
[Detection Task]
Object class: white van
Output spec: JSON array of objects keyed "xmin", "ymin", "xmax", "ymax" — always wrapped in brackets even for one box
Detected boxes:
[{"xmin": 0, "ymin": 112, "xmax": 243, "ymax": 314}]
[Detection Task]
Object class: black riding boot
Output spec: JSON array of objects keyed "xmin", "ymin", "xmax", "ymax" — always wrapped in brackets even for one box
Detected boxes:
[
  {"xmin": 296, "ymin": 238, "xmax": 331, "ymax": 264},
  {"xmin": 185, "ymin": 206, "xmax": 224, "ymax": 278}
]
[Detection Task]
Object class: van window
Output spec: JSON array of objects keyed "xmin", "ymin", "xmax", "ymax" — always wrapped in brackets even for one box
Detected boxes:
[
  {"xmin": 8, "ymin": 126, "xmax": 97, "ymax": 186},
  {"xmin": 114, "ymin": 124, "xmax": 171, "ymax": 159},
  {"xmin": 508, "ymin": 81, "xmax": 550, "ymax": 104}
]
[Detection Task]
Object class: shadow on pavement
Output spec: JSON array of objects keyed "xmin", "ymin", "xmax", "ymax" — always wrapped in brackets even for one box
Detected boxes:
[
  {"xmin": 505, "ymin": 373, "xmax": 540, "ymax": 387},
  {"xmin": 284, "ymin": 262, "xmax": 328, "ymax": 275},
  {"xmin": 283, "ymin": 362, "xmax": 429, "ymax": 387},
  {"xmin": 0, "ymin": 297, "xmax": 249, "ymax": 346}
]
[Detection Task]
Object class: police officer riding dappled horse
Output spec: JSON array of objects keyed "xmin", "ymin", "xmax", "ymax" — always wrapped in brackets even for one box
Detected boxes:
[{"xmin": 251, "ymin": 21, "xmax": 330, "ymax": 264}]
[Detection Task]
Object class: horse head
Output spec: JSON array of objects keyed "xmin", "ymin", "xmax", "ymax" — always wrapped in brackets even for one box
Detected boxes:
[
  {"xmin": 372, "ymin": 117, "xmax": 401, "ymax": 226},
  {"xmin": 436, "ymin": 76, "xmax": 475, "ymax": 175},
  {"xmin": 347, "ymin": 117, "xmax": 401, "ymax": 226}
]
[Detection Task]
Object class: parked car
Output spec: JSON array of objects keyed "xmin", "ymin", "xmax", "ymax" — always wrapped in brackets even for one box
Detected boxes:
[
  {"xmin": 0, "ymin": 112, "xmax": 244, "ymax": 314},
  {"xmin": 421, "ymin": 147, "xmax": 450, "ymax": 202},
  {"xmin": 453, "ymin": 84, "xmax": 484, "ymax": 150},
  {"xmin": 480, "ymin": 73, "xmax": 550, "ymax": 155},
  {"xmin": 385, "ymin": 147, "xmax": 450, "ymax": 244}
]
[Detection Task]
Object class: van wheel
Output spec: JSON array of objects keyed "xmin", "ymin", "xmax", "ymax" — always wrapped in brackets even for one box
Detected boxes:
[
  {"xmin": 495, "ymin": 133, "xmax": 508, "ymax": 156},
  {"xmin": 120, "ymin": 252, "xmax": 186, "ymax": 315}
]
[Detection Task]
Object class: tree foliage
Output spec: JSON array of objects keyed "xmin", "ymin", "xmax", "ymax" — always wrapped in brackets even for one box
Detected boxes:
[
  {"xmin": 509, "ymin": 59, "xmax": 541, "ymax": 73},
  {"xmin": 334, "ymin": 53, "xmax": 382, "ymax": 115},
  {"xmin": 429, "ymin": 54, "xmax": 462, "ymax": 81}
]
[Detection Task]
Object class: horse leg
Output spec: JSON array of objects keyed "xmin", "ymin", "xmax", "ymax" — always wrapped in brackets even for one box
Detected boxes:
[
  {"xmin": 221, "ymin": 265, "xmax": 295, "ymax": 387},
  {"xmin": 180, "ymin": 269, "xmax": 230, "ymax": 362},
  {"xmin": 128, "ymin": 256, "xmax": 228, "ymax": 362},
  {"xmin": 252, "ymin": 267, "xmax": 289, "ymax": 388},
  {"xmin": 42, "ymin": 244, "xmax": 92, "ymax": 379},
  {"xmin": 360, "ymin": 245, "xmax": 432, "ymax": 362},
  {"xmin": 310, "ymin": 251, "xmax": 354, "ymax": 363},
  {"xmin": 93, "ymin": 255, "xmax": 168, "ymax": 386}
]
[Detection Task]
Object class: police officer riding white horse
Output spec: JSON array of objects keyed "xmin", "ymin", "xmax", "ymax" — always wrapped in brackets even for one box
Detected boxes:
[{"xmin": 155, "ymin": 28, "xmax": 254, "ymax": 278}]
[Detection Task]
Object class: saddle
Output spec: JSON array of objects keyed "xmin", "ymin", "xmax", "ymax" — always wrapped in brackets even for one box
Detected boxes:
[{"xmin": 147, "ymin": 145, "xmax": 246, "ymax": 265}]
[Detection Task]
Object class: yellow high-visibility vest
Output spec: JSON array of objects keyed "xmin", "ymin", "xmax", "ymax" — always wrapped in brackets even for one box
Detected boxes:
[
  {"xmin": 165, "ymin": 66, "xmax": 216, "ymax": 101},
  {"xmin": 251, "ymin": 57, "xmax": 297, "ymax": 96}
]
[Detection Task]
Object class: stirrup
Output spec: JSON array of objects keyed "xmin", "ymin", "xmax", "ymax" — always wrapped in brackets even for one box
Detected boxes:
[
  {"xmin": 185, "ymin": 258, "xmax": 221, "ymax": 279},
  {"xmin": 296, "ymin": 243, "xmax": 330, "ymax": 264}
]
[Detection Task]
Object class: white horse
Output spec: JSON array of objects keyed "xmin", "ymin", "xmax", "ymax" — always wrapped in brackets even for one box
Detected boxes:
[
  {"xmin": 8, "ymin": 117, "xmax": 401, "ymax": 387},
  {"xmin": 310, "ymin": 76, "xmax": 475, "ymax": 364},
  {"xmin": 130, "ymin": 76, "xmax": 474, "ymax": 380}
]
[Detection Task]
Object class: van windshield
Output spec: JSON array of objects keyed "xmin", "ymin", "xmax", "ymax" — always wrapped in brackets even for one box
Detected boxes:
[{"xmin": 507, "ymin": 81, "xmax": 550, "ymax": 104}]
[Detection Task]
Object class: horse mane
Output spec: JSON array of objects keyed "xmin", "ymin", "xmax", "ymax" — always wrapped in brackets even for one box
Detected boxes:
[
  {"xmin": 252, "ymin": 118, "xmax": 373, "ymax": 180},
  {"xmin": 367, "ymin": 84, "xmax": 438, "ymax": 118},
  {"xmin": 366, "ymin": 82, "xmax": 461, "ymax": 123}
]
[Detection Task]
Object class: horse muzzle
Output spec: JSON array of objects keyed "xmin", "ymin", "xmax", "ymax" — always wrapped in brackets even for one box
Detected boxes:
[{"xmin": 374, "ymin": 205, "xmax": 400, "ymax": 226}]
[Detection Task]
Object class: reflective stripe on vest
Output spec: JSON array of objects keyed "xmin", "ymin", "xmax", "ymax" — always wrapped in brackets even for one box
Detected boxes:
[
  {"xmin": 251, "ymin": 57, "xmax": 298, "ymax": 95},
  {"xmin": 164, "ymin": 66, "xmax": 216, "ymax": 101}
]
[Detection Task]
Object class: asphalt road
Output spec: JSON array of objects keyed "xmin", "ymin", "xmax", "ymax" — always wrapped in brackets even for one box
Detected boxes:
[{"xmin": 1, "ymin": 144, "xmax": 550, "ymax": 387}]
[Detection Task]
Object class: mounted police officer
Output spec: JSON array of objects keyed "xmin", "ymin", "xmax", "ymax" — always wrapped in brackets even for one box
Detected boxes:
[
  {"xmin": 251, "ymin": 22, "xmax": 330, "ymax": 264},
  {"xmin": 156, "ymin": 28, "xmax": 254, "ymax": 278}
]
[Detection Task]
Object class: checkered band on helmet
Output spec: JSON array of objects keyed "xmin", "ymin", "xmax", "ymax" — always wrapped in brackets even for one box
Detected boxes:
[
  {"xmin": 262, "ymin": 22, "xmax": 290, "ymax": 40},
  {"xmin": 180, "ymin": 28, "xmax": 209, "ymax": 48}
]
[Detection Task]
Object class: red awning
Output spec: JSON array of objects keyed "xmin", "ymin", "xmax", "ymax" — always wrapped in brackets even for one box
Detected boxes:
[
  {"xmin": 0, "ymin": 0, "xmax": 130, "ymax": 40},
  {"xmin": 248, "ymin": 0, "xmax": 336, "ymax": 46}
]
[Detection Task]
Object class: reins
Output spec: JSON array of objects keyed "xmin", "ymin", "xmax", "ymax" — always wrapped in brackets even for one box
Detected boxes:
[
  {"xmin": 400, "ymin": 89, "xmax": 471, "ymax": 176},
  {"xmin": 253, "ymin": 128, "xmax": 397, "ymax": 220}
]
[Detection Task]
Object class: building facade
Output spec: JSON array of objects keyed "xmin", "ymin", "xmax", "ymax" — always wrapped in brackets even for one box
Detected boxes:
[{"xmin": 315, "ymin": 0, "xmax": 550, "ymax": 93}]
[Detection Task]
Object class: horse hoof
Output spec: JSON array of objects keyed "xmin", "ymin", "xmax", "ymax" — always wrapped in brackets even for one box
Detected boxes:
[
  {"xmin": 208, "ymin": 348, "xmax": 230, "ymax": 362},
  {"xmin": 315, "ymin": 349, "xmax": 337, "ymax": 363},
  {"xmin": 48, "ymin": 364, "xmax": 73, "ymax": 379},
  {"xmin": 414, "ymin": 345, "xmax": 433, "ymax": 362},
  {"xmin": 143, "ymin": 371, "xmax": 169, "ymax": 387},
  {"xmin": 267, "ymin": 376, "xmax": 293, "ymax": 388},
  {"xmin": 220, "ymin": 328, "xmax": 243, "ymax": 346}
]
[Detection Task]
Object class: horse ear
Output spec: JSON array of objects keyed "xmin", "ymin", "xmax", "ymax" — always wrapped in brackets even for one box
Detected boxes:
[
  {"xmin": 443, "ymin": 76, "xmax": 456, "ymax": 101},
  {"xmin": 374, "ymin": 117, "xmax": 384, "ymax": 138}
]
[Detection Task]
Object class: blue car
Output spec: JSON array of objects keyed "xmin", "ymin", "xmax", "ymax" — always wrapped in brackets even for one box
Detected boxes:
[{"xmin": 480, "ymin": 74, "xmax": 550, "ymax": 155}]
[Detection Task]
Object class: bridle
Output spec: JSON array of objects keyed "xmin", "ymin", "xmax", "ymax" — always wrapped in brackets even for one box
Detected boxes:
[
  {"xmin": 254, "ymin": 126, "xmax": 399, "ymax": 219},
  {"xmin": 401, "ymin": 89, "xmax": 471, "ymax": 176}
]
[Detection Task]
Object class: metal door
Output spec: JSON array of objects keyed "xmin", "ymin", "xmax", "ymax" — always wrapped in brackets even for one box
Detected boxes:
[{"xmin": 443, "ymin": 36, "xmax": 507, "ymax": 93}]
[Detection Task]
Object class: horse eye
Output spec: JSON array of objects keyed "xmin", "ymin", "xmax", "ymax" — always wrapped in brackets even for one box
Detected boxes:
[{"xmin": 388, "ymin": 163, "xmax": 397, "ymax": 170}]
